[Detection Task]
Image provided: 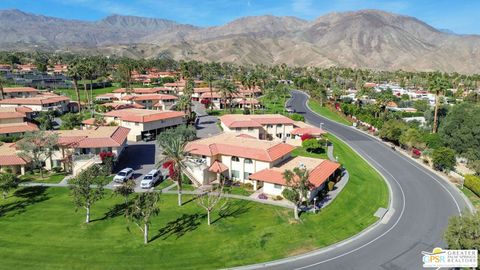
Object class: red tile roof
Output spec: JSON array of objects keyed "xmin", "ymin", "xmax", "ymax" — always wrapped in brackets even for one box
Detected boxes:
[
  {"xmin": 0, "ymin": 122, "xmax": 39, "ymax": 134},
  {"xmin": 208, "ymin": 160, "xmax": 229, "ymax": 173},
  {"xmin": 0, "ymin": 143, "xmax": 27, "ymax": 166},
  {"xmin": 56, "ymin": 126, "xmax": 130, "ymax": 148},
  {"xmin": 131, "ymin": 94, "xmax": 178, "ymax": 101},
  {"xmin": 249, "ymin": 157, "xmax": 340, "ymax": 188},
  {"xmin": 220, "ymin": 114, "xmax": 294, "ymax": 128},
  {"xmin": 2, "ymin": 87, "xmax": 38, "ymax": 93},
  {"xmin": 291, "ymin": 127, "xmax": 327, "ymax": 136},
  {"xmin": 0, "ymin": 94, "xmax": 70, "ymax": 105},
  {"xmin": 185, "ymin": 133, "xmax": 295, "ymax": 162},
  {"xmin": 104, "ymin": 109, "xmax": 185, "ymax": 123}
]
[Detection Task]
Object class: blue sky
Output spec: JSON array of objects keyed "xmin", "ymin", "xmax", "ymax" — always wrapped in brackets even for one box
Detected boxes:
[{"xmin": 1, "ymin": 0, "xmax": 479, "ymax": 34}]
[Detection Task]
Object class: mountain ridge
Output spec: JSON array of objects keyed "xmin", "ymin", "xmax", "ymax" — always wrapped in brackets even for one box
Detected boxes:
[{"xmin": 1, "ymin": 9, "xmax": 480, "ymax": 73}]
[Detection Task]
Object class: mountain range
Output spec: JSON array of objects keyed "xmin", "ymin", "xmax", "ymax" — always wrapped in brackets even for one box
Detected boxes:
[{"xmin": 1, "ymin": 9, "xmax": 480, "ymax": 73}]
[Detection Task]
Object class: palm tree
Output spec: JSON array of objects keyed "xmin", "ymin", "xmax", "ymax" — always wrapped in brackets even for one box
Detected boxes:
[
  {"xmin": 67, "ymin": 58, "xmax": 83, "ymax": 112},
  {"xmin": 176, "ymin": 95, "xmax": 191, "ymax": 115},
  {"xmin": 428, "ymin": 74, "xmax": 450, "ymax": 133},
  {"xmin": 157, "ymin": 136, "xmax": 188, "ymax": 206},
  {"xmin": 0, "ymin": 75, "xmax": 6, "ymax": 100},
  {"xmin": 215, "ymin": 79, "xmax": 238, "ymax": 111}
]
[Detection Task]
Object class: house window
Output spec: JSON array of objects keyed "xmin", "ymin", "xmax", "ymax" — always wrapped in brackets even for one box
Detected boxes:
[
  {"xmin": 235, "ymin": 128, "xmax": 241, "ymax": 131},
  {"xmin": 267, "ymin": 124, "xmax": 273, "ymax": 128},
  {"xmin": 231, "ymin": 170, "xmax": 240, "ymax": 179},
  {"xmin": 244, "ymin": 158, "xmax": 253, "ymax": 164},
  {"xmin": 274, "ymin": 184, "xmax": 282, "ymax": 189},
  {"xmin": 244, "ymin": 172, "xmax": 252, "ymax": 180},
  {"xmin": 276, "ymin": 133, "xmax": 282, "ymax": 138},
  {"xmin": 232, "ymin": 156, "xmax": 240, "ymax": 162},
  {"xmin": 135, "ymin": 122, "xmax": 139, "ymax": 126},
  {"xmin": 247, "ymin": 127, "xmax": 253, "ymax": 131},
  {"xmin": 276, "ymin": 124, "xmax": 282, "ymax": 127}
]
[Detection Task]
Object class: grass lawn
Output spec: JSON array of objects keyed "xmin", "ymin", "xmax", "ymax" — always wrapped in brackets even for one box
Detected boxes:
[
  {"xmin": 291, "ymin": 146, "xmax": 328, "ymax": 160},
  {"xmin": 461, "ymin": 187, "xmax": 480, "ymax": 211},
  {"xmin": 54, "ymin": 86, "xmax": 118, "ymax": 102},
  {"xmin": 225, "ymin": 185, "xmax": 254, "ymax": 196},
  {"xmin": 308, "ymin": 100, "xmax": 352, "ymax": 126},
  {"xmin": 260, "ymin": 96, "xmax": 289, "ymax": 114},
  {"xmin": 154, "ymin": 179, "xmax": 175, "ymax": 190},
  {"xmin": 20, "ymin": 172, "xmax": 67, "ymax": 184},
  {"xmin": 0, "ymin": 133, "xmax": 388, "ymax": 269}
]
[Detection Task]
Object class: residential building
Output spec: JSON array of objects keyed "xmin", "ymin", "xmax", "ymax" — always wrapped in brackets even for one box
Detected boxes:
[
  {"xmin": 0, "ymin": 90, "xmax": 70, "ymax": 113},
  {"xmin": 249, "ymin": 156, "xmax": 341, "ymax": 199},
  {"xmin": 50, "ymin": 126, "xmax": 130, "ymax": 175},
  {"xmin": 90, "ymin": 109, "xmax": 186, "ymax": 141},
  {"xmin": 120, "ymin": 94, "xmax": 178, "ymax": 110},
  {"xmin": 0, "ymin": 142, "xmax": 28, "ymax": 175},
  {"xmin": 184, "ymin": 132, "xmax": 295, "ymax": 189},
  {"xmin": 0, "ymin": 106, "xmax": 39, "ymax": 137},
  {"xmin": 184, "ymin": 132, "xmax": 340, "ymax": 198}
]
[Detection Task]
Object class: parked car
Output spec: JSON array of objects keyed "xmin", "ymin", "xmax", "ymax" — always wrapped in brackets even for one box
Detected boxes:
[
  {"xmin": 113, "ymin": 168, "xmax": 134, "ymax": 183},
  {"xmin": 140, "ymin": 169, "xmax": 162, "ymax": 189}
]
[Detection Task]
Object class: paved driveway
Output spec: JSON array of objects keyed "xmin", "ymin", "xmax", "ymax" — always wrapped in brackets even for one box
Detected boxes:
[
  {"xmin": 193, "ymin": 101, "xmax": 222, "ymax": 138},
  {"xmin": 108, "ymin": 140, "xmax": 165, "ymax": 190}
]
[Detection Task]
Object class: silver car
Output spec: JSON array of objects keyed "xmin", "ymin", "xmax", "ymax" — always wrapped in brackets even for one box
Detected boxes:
[{"xmin": 140, "ymin": 169, "xmax": 161, "ymax": 189}]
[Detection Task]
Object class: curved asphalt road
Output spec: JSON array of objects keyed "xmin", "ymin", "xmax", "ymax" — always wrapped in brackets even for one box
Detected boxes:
[{"xmin": 240, "ymin": 91, "xmax": 471, "ymax": 270}]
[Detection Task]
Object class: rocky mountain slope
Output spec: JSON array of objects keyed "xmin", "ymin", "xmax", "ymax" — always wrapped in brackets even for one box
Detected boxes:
[{"xmin": 1, "ymin": 9, "xmax": 480, "ymax": 73}]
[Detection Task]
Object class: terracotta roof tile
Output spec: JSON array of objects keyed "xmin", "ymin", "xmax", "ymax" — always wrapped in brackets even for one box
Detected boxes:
[
  {"xmin": 104, "ymin": 109, "xmax": 185, "ymax": 123},
  {"xmin": 0, "ymin": 122, "xmax": 39, "ymax": 134}
]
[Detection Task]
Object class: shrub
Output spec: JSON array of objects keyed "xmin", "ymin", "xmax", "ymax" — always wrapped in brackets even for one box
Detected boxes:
[
  {"xmin": 273, "ymin": 195, "xmax": 283, "ymax": 201},
  {"xmin": 300, "ymin": 133, "xmax": 313, "ymax": 141},
  {"xmin": 302, "ymin": 138, "xmax": 321, "ymax": 152},
  {"xmin": 52, "ymin": 167, "xmax": 63, "ymax": 173},
  {"xmin": 258, "ymin": 193, "xmax": 268, "ymax": 200},
  {"xmin": 328, "ymin": 181, "xmax": 335, "ymax": 191},
  {"xmin": 241, "ymin": 183, "xmax": 254, "ymax": 190},
  {"xmin": 182, "ymin": 174, "xmax": 192, "ymax": 185},
  {"xmin": 432, "ymin": 147, "xmax": 456, "ymax": 172},
  {"xmin": 289, "ymin": 113, "xmax": 304, "ymax": 121},
  {"xmin": 464, "ymin": 175, "xmax": 480, "ymax": 197}
]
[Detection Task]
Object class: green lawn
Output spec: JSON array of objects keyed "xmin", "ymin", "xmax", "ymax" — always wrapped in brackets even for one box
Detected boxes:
[
  {"xmin": 308, "ymin": 100, "xmax": 352, "ymax": 126},
  {"xmin": 20, "ymin": 172, "xmax": 67, "ymax": 184},
  {"xmin": 54, "ymin": 86, "xmax": 118, "ymax": 102},
  {"xmin": 154, "ymin": 179, "xmax": 175, "ymax": 190},
  {"xmin": 291, "ymin": 146, "xmax": 328, "ymax": 160},
  {"xmin": 225, "ymin": 185, "xmax": 254, "ymax": 196},
  {"xmin": 0, "ymin": 133, "xmax": 388, "ymax": 269},
  {"xmin": 461, "ymin": 187, "xmax": 480, "ymax": 211}
]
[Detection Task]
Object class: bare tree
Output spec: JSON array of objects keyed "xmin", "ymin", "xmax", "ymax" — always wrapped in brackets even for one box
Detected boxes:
[
  {"xmin": 17, "ymin": 131, "xmax": 58, "ymax": 178},
  {"xmin": 114, "ymin": 179, "xmax": 136, "ymax": 205},
  {"xmin": 196, "ymin": 183, "xmax": 228, "ymax": 226},
  {"xmin": 282, "ymin": 167, "xmax": 313, "ymax": 220},
  {"xmin": 69, "ymin": 164, "xmax": 105, "ymax": 223},
  {"xmin": 125, "ymin": 191, "xmax": 160, "ymax": 244}
]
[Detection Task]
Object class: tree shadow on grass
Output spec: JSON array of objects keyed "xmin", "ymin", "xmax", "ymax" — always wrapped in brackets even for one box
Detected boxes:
[
  {"xmin": 0, "ymin": 186, "xmax": 49, "ymax": 218},
  {"xmin": 151, "ymin": 213, "xmax": 205, "ymax": 242},
  {"xmin": 212, "ymin": 200, "xmax": 252, "ymax": 224},
  {"xmin": 91, "ymin": 201, "xmax": 133, "ymax": 222}
]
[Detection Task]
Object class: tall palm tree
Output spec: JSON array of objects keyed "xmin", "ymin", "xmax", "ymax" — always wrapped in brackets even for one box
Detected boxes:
[
  {"xmin": 215, "ymin": 79, "xmax": 238, "ymax": 111},
  {"xmin": 428, "ymin": 74, "xmax": 449, "ymax": 133},
  {"xmin": 67, "ymin": 58, "xmax": 82, "ymax": 112},
  {"xmin": 158, "ymin": 136, "xmax": 188, "ymax": 206},
  {"xmin": 0, "ymin": 75, "xmax": 6, "ymax": 100}
]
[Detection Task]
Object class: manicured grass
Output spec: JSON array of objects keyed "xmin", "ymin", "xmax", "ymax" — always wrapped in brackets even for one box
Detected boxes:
[
  {"xmin": 0, "ymin": 133, "xmax": 388, "ymax": 269},
  {"xmin": 20, "ymin": 172, "xmax": 67, "ymax": 184},
  {"xmin": 54, "ymin": 86, "xmax": 118, "ymax": 102},
  {"xmin": 225, "ymin": 186, "xmax": 254, "ymax": 196},
  {"xmin": 461, "ymin": 187, "xmax": 480, "ymax": 211},
  {"xmin": 154, "ymin": 179, "xmax": 175, "ymax": 190},
  {"xmin": 308, "ymin": 100, "xmax": 352, "ymax": 126},
  {"xmin": 291, "ymin": 146, "xmax": 328, "ymax": 160},
  {"xmin": 260, "ymin": 96, "xmax": 289, "ymax": 114}
]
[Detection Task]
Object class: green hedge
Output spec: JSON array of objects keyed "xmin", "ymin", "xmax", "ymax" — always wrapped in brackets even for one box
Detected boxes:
[{"xmin": 464, "ymin": 175, "xmax": 480, "ymax": 197}]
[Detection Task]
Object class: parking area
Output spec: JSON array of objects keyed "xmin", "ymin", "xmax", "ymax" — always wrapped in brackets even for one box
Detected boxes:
[{"xmin": 107, "ymin": 140, "xmax": 169, "ymax": 191}]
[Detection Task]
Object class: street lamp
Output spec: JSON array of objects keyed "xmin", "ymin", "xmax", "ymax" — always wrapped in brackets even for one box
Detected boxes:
[{"xmin": 313, "ymin": 197, "xmax": 317, "ymax": 213}]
